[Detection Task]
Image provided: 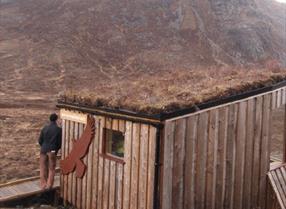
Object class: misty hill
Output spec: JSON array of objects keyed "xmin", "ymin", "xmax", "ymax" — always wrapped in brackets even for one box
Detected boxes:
[{"xmin": 0, "ymin": 0, "xmax": 286, "ymax": 98}]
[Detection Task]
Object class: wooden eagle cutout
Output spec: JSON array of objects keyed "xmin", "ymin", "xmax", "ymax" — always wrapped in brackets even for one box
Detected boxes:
[{"xmin": 60, "ymin": 115, "xmax": 95, "ymax": 178}]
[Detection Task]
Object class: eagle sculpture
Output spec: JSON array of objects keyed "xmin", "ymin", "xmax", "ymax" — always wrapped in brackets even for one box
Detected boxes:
[{"xmin": 60, "ymin": 115, "xmax": 95, "ymax": 178}]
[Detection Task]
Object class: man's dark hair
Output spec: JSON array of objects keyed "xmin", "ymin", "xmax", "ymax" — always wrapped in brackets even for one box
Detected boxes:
[{"xmin": 50, "ymin": 113, "xmax": 58, "ymax": 122}]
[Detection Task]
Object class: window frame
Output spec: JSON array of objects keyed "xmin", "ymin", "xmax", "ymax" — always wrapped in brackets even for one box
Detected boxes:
[{"xmin": 100, "ymin": 127, "xmax": 125, "ymax": 164}]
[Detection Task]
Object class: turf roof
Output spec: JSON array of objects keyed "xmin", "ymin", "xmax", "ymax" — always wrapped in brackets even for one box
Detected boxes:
[{"xmin": 59, "ymin": 67, "xmax": 286, "ymax": 115}]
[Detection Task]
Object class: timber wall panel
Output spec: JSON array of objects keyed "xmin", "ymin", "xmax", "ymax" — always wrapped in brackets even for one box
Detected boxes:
[
  {"xmin": 195, "ymin": 112, "xmax": 209, "ymax": 209},
  {"xmin": 162, "ymin": 121, "xmax": 175, "ymax": 209},
  {"xmin": 81, "ymin": 123, "xmax": 88, "ymax": 209},
  {"xmin": 147, "ymin": 126, "xmax": 157, "ymax": 209},
  {"xmin": 64, "ymin": 120, "xmax": 69, "ymax": 205},
  {"xmin": 116, "ymin": 120, "xmax": 125, "ymax": 209},
  {"xmin": 161, "ymin": 88, "xmax": 284, "ymax": 209},
  {"xmin": 272, "ymin": 90, "xmax": 277, "ymax": 110},
  {"xmin": 243, "ymin": 99, "xmax": 255, "ymax": 209},
  {"xmin": 259, "ymin": 95, "xmax": 272, "ymax": 209},
  {"xmin": 103, "ymin": 158, "xmax": 110, "ymax": 209},
  {"xmin": 77, "ymin": 123, "xmax": 83, "ymax": 209},
  {"xmin": 205, "ymin": 109, "xmax": 219, "ymax": 209},
  {"xmin": 123, "ymin": 121, "xmax": 132, "ymax": 209},
  {"xmin": 252, "ymin": 96, "xmax": 263, "ymax": 209},
  {"xmin": 97, "ymin": 117, "xmax": 105, "ymax": 209},
  {"xmin": 91, "ymin": 116, "xmax": 100, "ymax": 209},
  {"xmin": 138, "ymin": 124, "xmax": 149, "ymax": 209},
  {"xmin": 75, "ymin": 123, "xmax": 83, "ymax": 208},
  {"xmin": 70, "ymin": 121, "xmax": 76, "ymax": 206},
  {"xmin": 277, "ymin": 89, "xmax": 280, "ymax": 108},
  {"xmin": 68, "ymin": 121, "xmax": 73, "ymax": 204},
  {"xmin": 116, "ymin": 164, "xmax": 124, "ymax": 209},
  {"xmin": 109, "ymin": 161, "xmax": 116, "ymax": 209},
  {"xmin": 272, "ymin": 87, "xmax": 286, "ymax": 110},
  {"xmin": 224, "ymin": 104, "xmax": 238, "ymax": 209},
  {"xmin": 109, "ymin": 117, "xmax": 118, "ymax": 209},
  {"xmin": 60, "ymin": 113, "xmax": 157, "ymax": 209},
  {"xmin": 215, "ymin": 107, "xmax": 228, "ymax": 209},
  {"xmin": 233, "ymin": 102, "xmax": 247, "ymax": 209},
  {"xmin": 172, "ymin": 119, "xmax": 186, "ymax": 209},
  {"xmin": 86, "ymin": 119, "xmax": 95, "ymax": 209},
  {"xmin": 73, "ymin": 122, "xmax": 78, "ymax": 207},
  {"xmin": 103, "ymin": 118, "xmax": 112, "ymax": 209},
  {"xmin": 130, "ymin": 123, "xmax": 140, "ymax": 209},
  {"xmin": 60, "ymin": 119, "xmax": 65, "ymax": 198},
  {"xmin": 183, "ymin": 115, "xmax": 198, "ymax": 209},
  {"xmin": 282, "ymin": 88, "xmax": 286, "ymax": 105}
]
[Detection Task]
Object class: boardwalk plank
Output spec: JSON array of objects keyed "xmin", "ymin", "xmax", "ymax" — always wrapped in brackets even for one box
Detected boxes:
[{"xmin": 0, "ymin": 176, "xmax": 60, "ymax": 203}]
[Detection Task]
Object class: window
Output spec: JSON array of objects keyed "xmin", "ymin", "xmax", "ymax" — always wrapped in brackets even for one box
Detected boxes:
[{"xmin": 104, "ymin": 128, "xmax": 125, "ymax": 158}]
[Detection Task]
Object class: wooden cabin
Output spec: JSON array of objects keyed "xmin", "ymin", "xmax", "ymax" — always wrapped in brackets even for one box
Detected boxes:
[{"xmin": 57, "ymin": 70, "xmax": 286, "ymax": 209}]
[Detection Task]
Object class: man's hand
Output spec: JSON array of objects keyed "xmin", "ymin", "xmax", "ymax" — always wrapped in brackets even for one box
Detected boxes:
[{"xmin": 57, "ymin": 119, "xmax": 62, "ymax": 127}]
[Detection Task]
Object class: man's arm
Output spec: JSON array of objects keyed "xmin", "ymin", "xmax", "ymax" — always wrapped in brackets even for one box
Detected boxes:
[{"xmin": 38, "ymin": 128, "xmax": 44, "ymax": 146}]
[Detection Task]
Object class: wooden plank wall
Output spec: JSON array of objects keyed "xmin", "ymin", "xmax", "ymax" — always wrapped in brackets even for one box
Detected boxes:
[
  {"xmin": 60, "ymin": 113, "xmax": 157, "ymax": 209},
  {"xmin": 162, "ymin": 87, "xmax": 286, "ymax": 209}
]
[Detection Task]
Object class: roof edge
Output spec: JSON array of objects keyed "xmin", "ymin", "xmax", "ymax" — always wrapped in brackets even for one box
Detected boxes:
[{"xmin": 56, "ymin": 103, "xmax": 163, "ymax": 127}]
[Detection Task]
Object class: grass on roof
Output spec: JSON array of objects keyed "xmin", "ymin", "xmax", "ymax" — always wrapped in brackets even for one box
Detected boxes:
[{"xmin": 59, "ymin": 67, "xmax": 286, "ymax": 115}]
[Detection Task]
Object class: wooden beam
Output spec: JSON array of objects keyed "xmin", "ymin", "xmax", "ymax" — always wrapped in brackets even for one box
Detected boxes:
[
  {"xmin": 205, "ymin": 110, "xmax": 219, "ymax": 209},
  {"xmin": 243, "ymin": 99, "xmax": 255, "ymax": 209},
  {"xmin": 184, "ymin": 115, "xmax": 198, "ymax": 209},
  {"xmin": 215, "ymin": 107, "xmax": 228, "ymax": 209},
  {"xmin": 284, "ymin": 104, "xmax": 286, "ymax": 163},
  {"xmin": 195, "ymin": 112, "xmax": 209, "ymax": 209},
  {"xmin": 161, "ymin": 122, "xmax": 175, "ymax": 209},
  {"xmin": 172, "ymin": 119, "xmax": 186, "ymax": 209}
]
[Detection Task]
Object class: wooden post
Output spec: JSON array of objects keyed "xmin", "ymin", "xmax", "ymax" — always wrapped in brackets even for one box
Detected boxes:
[{"xmin": 283, "ymin": 104, "xmax": 286, "ymax": 163}]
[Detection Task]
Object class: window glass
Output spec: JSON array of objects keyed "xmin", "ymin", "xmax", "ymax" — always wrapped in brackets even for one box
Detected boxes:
[{"xmin": 104, "ymin": 128, "xmax": 124, "ymax": 158}]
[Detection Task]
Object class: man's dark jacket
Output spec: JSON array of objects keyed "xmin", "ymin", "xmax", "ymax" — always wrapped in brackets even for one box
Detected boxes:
[{"xmin": 39, "ymin": 121, "xmax": 62, "ymax": 154}]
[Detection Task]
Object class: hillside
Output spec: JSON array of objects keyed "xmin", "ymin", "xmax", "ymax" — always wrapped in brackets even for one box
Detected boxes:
[
  {"xmin": 1, "ymin": 0, "xmax": 286, "ymax": 96},
  {"xmin": 0, "ymin": 0, "xmax": 286, "ymax": 182}
]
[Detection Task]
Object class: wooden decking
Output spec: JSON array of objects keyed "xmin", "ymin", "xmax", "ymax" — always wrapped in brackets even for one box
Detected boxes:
[
  {"xmin": 268, "ymin": 163, "xmax": 286, "ymax": 209},
  {"xmin": 0, "ymin": 175, "xmax": 60, "ymax": 203}
]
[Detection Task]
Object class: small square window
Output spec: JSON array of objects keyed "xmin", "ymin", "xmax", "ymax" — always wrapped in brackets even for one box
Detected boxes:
[{"xmin": 104, "ymin": 128, "xmax": 125, "ymax": 158}]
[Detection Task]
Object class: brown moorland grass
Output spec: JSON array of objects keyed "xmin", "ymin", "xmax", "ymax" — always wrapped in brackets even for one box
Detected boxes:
[{"xmin": 59, "ymin": 67, "xmax": 286, "ymax": 115}]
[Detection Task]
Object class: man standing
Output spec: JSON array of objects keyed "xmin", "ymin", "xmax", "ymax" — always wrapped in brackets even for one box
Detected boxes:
[{"xmin": 38, "ymin": 113, "xmax": 62, "ymax": 189}]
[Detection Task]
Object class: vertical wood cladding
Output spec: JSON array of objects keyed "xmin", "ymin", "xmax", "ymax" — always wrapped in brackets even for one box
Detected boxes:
[
  {"xmin": 61, "ymin": 87, "xmax": 286, "ymax": 209},
  {"xmin": 61, "ymin": 114, "xmax": 157, "ymax": 209},
  {"xmin": 162, "ymin": 88, "xmax": 286, "ymax": 209}
]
